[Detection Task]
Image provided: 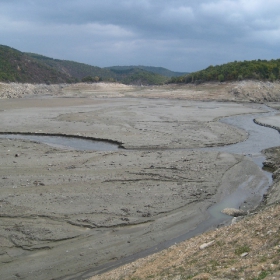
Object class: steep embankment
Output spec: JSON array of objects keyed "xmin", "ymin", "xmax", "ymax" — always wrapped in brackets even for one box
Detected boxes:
[{"xmin": 1, "ymin": 80, "xmax": 280, "ymax": 103}]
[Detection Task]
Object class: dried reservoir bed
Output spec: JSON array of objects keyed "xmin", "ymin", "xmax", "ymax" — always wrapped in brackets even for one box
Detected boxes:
[{"xmin": 0, "ymin": 97, "xmax": 272, "ymax": 280}]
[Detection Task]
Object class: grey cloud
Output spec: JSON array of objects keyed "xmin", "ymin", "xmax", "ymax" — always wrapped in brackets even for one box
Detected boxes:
[{"xmin": 0, "ymin": 0, "xmax": 279, "ymax": 71}]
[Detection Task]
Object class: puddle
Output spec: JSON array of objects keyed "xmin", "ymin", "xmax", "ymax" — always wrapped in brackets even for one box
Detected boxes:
[{"xmin": 0, "ymin": 133, "xmax": 121, "ymax": 151}]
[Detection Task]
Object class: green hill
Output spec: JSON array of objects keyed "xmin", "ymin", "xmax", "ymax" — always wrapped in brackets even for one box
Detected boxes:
[
  {"xmin": 0, "ymin": 44, "xmax": 179, "ymax": 85},
  {"xmin": 107, "ymin": 67, "xmax": 169, "ymax": 85},
  {"xmin": 170, "ymin": 59, "xmax": 280, "ymax": 84},
  {"xmin": 106, "ymin": 65, "xmax": 187, "ymax": 78},
  {"xmin": 27, "ymin": 53, "xmax": 114, "ymax": 80},
  {"xmin": 0, "ymin": 45, "xmax": 76, "ymax": 83}
]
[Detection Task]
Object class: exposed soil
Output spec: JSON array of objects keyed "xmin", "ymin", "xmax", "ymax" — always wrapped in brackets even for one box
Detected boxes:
[
  {"xmin": 90, "ymin": 145, "xmax": 280, "ymax": 280},
  {"xmin": 1, "ymin": 80, "xmax": 280, "ymax": 103},
  {"xmin": 0, "ymin": 81, "xmax": 279, "ymax": 280}
]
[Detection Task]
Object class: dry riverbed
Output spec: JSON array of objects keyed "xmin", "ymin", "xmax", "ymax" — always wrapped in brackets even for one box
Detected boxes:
[
  {"xmin": 90, "ymin": 137, "xmax": 280, "ymax": 280},
  {"xmin": 0, "ymin": 83, "xmax": 277, "ymax": 280}
]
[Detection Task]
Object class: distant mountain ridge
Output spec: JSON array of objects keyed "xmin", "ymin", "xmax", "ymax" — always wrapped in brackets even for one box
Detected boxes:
[
  {"xmin": 0, "ymin": 45, "xmax": 186, "ymax": 85},
  {"xmin": 2, "ymin": 44, "xmax": 279, "ymax": 86},
  {"xmin": 106, "ymin": 65, "xmax": 187, "ymax": 78}
]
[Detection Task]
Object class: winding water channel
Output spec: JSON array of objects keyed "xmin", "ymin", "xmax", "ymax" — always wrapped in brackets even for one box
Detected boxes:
[{"xmin": 0, "ymin": 105, "xmax": 280, "ymax": 279}]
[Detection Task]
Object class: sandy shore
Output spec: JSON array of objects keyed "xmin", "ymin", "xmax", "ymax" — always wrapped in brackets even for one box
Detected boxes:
[{"xmin": 0, "ymin": 93, "xmax": 270, "ymax": 279}]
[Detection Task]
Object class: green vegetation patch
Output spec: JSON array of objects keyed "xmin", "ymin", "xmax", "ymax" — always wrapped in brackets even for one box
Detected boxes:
[
  {"xmin": 170, "ymin": 59, "xmax": 280, "ymax": 84},
  {"xmin": 0, "ymin": 45, "xmax": 175, "ymax": 85},
  {"xmin": 235, "ymin": 244, "xmax": 250, "ymax": 255}
]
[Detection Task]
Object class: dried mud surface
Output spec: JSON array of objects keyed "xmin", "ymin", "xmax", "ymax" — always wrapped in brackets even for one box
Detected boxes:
[
  {"xmin": 0, "ymin": 83, "xmax": 276, "ymax": 280},
  {"xmin": 91, "ymin": 203, "xmax": 280, "ymax": 280},
  {"xmin": 91, "ymin": 145, "xmax": 280, "ymax": 280}
]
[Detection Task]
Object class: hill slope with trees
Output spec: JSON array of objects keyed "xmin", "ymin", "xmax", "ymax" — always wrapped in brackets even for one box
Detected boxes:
[
  {"xmin": 106, "ymin": 65, "xmax": 187, "ymax": 78},
  {"xmin": 0, "ymin": 45, "xmax": 76, "ymax": 83},
  {"xmin": 27, "ymin": 53, "xmax": 114, "ymax": 81},
  {"xmin": 170, "ymin": 59, "xmax": 280, "ymax": 84},
  {"xmin": 0, "ymin": 45, "xmax": 182, "ymax": 85},
  {"xmin": 3, "ymin": 44, "xmax": 279, "ymax": 86}
]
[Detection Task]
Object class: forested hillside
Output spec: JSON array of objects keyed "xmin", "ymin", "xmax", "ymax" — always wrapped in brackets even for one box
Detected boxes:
[
  {"xmin": 0, "ymin": 45, "xmax": 75, "ymax": 83},
  {"xmin": 170, "ymin": 59, "xmax": 280, "ymax": 84},
  {"xmin": 107, "ymin": 65, "xmax": 187, "ymax": 77},
  {"xmin": 0, "ymin": 45, "xmax": 179, "ymax": 85},
  {"xmin": 27, "ymin": 53, "xmax": 114, "ymax": 80},
  {"xmin": 108, "ymin": 67, "xmax": 169, "ymax": 85},
  {"xmin": 3, "ymin": 44, "xmax": 278, "ymax": 86}
]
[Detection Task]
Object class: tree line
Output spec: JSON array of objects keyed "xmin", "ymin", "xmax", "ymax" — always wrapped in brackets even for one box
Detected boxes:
[{"xmin": 170, "ymin": 59, "xmax": 280, "ymax": 84}]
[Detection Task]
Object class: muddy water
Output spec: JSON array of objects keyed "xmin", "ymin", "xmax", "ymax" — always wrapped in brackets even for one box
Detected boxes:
[
  {"xmin": 195, "ymin": 109, "xmax": 280, "ymax": 229},
  {"xmin": 217, "ymin": 111, "xmax": 280, "ymax": 157},
  {"xmin": 0, "ymin": 133, "xmax": 121, "ymax": 151},
  {"xmin": 205, "ymin": 109, "xmax": 280, "ymax": 205}
]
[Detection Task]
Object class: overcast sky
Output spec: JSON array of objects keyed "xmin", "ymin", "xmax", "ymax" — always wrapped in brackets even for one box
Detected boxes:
[{"xmin": 1, "ymin": 0, "xmax": 279, "ymax": 72}]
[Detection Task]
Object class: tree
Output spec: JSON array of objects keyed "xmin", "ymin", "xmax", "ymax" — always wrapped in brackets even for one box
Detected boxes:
[
  {"xmin": 218, "ymin": 74, "xmax": 224, "ymax": 82},
  {"xmin": 269, "ymin": 73, "xmax": 276, "ymax": 82}
]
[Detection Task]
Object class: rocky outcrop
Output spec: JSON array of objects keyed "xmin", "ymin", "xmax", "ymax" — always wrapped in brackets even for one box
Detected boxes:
[
  {"xmin": 228, "ymin": 80, "xmax": 280, "ymax": 102},
  {"xmin": 199, "ymin": 240, "xmax": 215, "ymax": 250},
  {"xmin": 0, "ymin": 83, "xmax": 64, "ymax": 98}
]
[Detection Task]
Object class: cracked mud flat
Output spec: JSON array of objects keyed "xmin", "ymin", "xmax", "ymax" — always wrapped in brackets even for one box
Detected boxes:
[{"xmin": 0, "ymin": 97, "xmax": 268, "ymax": 280}]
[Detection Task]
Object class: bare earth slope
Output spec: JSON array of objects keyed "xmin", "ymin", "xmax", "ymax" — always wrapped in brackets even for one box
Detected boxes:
[
  {"xmin": 1, "ymin": 80, "xmax": 280, "ymax": 102},
  {"xmin": 91, "ymin": 203, "xmax": 280, "ymax": 280}
]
